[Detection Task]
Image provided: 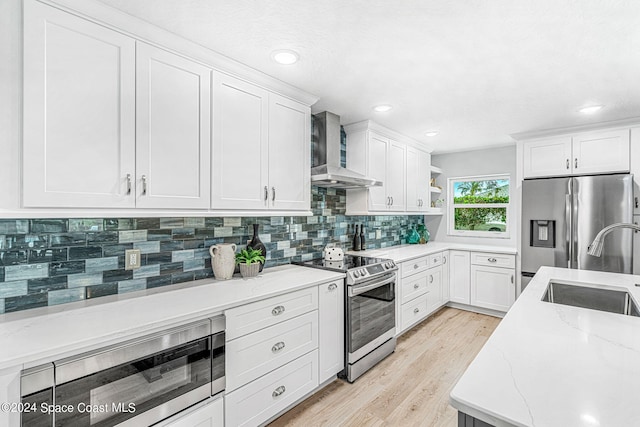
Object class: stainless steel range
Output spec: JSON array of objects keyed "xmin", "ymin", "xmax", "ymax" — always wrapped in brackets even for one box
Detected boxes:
[{"xmin": 296, "ymin": 255, "xmax": 398, "ymax": 382}]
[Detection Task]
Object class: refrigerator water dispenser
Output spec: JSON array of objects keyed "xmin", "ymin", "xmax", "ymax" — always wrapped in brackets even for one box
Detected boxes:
[{"xmin": 530, "ymin": 220, "xmax": 555, "ymax": 248}]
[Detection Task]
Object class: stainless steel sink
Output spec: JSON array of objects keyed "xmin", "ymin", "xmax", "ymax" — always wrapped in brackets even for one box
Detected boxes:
[{"xmin": 542, "ymin": 281, "xmax": 640, "ymax": 317}]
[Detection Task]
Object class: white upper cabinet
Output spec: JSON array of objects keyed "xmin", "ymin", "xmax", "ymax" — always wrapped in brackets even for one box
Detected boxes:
[
  {"xmin": 136, "ymin": 43, "xmax": 211, "ymax": 209},
  {"xmin": 571, "ymin": 129, "xmax": 630, "ymax": 175},
  {"xmin": 267, "ymin": 94, "xmax": 311, "ymax": 211},
  {"xmin": 212, "ymin": 73, "xmax": 310, "ymax": 212},
  {"xmin": 23, "ymin": 1, "xmax": 136, "ymax": 208},
  {"xmin": 406, "ymin": 146, "xmax": 431, "ymax": 212},
  {"xmin": 212, "ymin": 73, "xmax": 269, "ymax": 210},
  {"xmin": 522, "ymin": 129, "xmax": 630, "ymax": 178},
  {"xmin": 522, "ymin": 136, "xmax": 572, "ymax": 178},
  {"xmin": 345, "ymin": 122, "xmax": 430, "ymax": 215}
]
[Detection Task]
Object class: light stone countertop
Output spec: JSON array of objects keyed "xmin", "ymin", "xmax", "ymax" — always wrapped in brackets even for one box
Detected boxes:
[
  {"xmin": 0, "ymin": 265, "xmax": 344, "ymax": 371},
  {"xmin": 450, "ymin": 266, "xmax": 640, "ymax": 427},
  {"xmin": 349, "ymin": 242, "xmax": 517, "ymax": 263}
]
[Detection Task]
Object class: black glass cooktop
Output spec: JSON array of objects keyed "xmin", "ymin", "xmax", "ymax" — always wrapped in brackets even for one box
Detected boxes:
[{"xmin": 295, "ymin": 255, "xmax": 391, "ymax": 272}]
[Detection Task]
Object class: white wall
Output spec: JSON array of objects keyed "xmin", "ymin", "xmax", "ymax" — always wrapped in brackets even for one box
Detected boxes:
[
  {"xmin": 0, "ymin": 0, "xmax": 22, "ymax": 211},
  {"xmin": 426, "ymin": 145, "xmax": 518, "ymax": 248}
]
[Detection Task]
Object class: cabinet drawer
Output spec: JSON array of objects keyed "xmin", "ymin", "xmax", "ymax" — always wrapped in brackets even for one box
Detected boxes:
[
  {"xmin": 225, "ymin": 350, "xmax": 318, "ymax": 427},
  {"xmin": 428, "ymin": 252, "xmax": 443, "ymax": 267},
  {"xmin": 400, "ymin": 294, "xmax": 428, "ymax": 332},
  {"xmin": 401, "ymin": 257, "xmax": 428, "ymax": 278},
  {"xmin": 225, "ymin": 287, "xmax": 318, "ymax": 340},
  {"xmin": 401, "ymin": 271, "xmax": 427, "ymax": 304},
  {"xmin": 226, "ymin": 310, "xmax": 318, "ymax": 392},
  {"xmin": 470, "ymin": 252, "xmax": 515, "ymax": 269}
]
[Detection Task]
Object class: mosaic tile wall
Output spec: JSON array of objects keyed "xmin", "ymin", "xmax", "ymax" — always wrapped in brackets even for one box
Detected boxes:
[{"xmin": 0, "ymin": 187, "xmax": 424, "ymax": 314}]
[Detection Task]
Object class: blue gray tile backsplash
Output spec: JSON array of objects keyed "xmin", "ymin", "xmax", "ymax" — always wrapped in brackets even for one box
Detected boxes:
[{"xmin": 0, "ymin": 187, "xmax": 424, "ymax": 314}]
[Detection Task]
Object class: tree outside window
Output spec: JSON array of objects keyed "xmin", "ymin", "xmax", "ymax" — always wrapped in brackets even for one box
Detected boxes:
[{"xmin": 448, "ymin": 175, "xmax": 510, "ymax": 237}]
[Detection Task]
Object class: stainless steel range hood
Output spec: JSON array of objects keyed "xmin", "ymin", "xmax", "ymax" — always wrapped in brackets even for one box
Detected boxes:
[{"xmin": 311, "ymin": 111, "xmax": 382, "ymax": 189}]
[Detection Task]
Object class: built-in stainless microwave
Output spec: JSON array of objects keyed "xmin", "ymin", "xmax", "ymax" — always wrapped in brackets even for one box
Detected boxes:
[{"xmin": 21, "ymin": 316, "xmax": 225, "ymax": 426}]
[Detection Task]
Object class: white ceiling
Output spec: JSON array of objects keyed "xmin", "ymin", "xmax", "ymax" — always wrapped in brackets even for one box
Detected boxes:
[{"xmin": 97, "ymin": 0, "xmax": 640, "ymax": 153}]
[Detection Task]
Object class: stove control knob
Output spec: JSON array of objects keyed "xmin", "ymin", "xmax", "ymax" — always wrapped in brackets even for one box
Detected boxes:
[
  {"xmin": 353, "ymin": 271, "xmax": 360, "ymax": 278},
  {"xmin": 360, "ymin": 268, "xmax": 367, "ymax": 276}
]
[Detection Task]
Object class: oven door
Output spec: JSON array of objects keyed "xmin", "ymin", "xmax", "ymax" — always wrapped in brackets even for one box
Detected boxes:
[
  {"xmin": 347, "ymin": 272, "xmax": 396, "ymax": 363},
  {"xmin": 54, "ymin": 320, "xmax": 218, "ymax": 427}
]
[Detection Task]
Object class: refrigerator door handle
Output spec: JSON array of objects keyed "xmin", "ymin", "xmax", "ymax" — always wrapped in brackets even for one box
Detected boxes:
[
  {"xmin": 573, "ymin": 187, "xmax": 579, "ymax": 269},
  {"xmin": 565, "ymin": 193, "xmax": 572, "ymax": 268}
]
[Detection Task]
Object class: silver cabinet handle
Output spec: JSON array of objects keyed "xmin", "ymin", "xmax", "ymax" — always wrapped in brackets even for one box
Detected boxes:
[
  {"xmin": 414, "ymin": 264, "xmax": 419, "ymax": 269},
  {"xmin": 511, "ymin": 275, "xmax": 514, "ymax": 284},
  {"xmin": 264, "ymin": 186, "xmax": 268, "ymax": 201},
  {"xmin": 566, "ymin": 158, "xmax": 570, "ymax": 170},
  {"xmin": 429, "ymin": 275, "xmax": 433, "ymax": 283},
  {"xmin": 575, "ymin": 158, "xmax": 578, "ymax": 168},
  {"xmin": 272, "ymin": 186, "xmax": 276, "ymax": 202},
  {"xmin": 635, "ymin": 196, "xmax": 638, "ymax": 209},
  {"xmin": 272, "ymin": 305, "xmax": 285, "ymax": 316},
  {"xmin": 413, "ymin": 307, "xmax": 420, "ymax": 314},
  {"xmin": 488, "ymin": 258, "xmax": 497, "ymax": 263},
  {"xmin": 414, "ymin": 283, "xmax": 419, "ymax": 289},
  {"xmin": 387, "ymin": 197, "xmax": 390, "ymax": 206},
  {"xmin": 391, "ymin": 196, "xmax": 394, "ymax": 206},
  {"xmin": 443, "ymin": 256, "xmax": 447, "ymax": 264},
  {"xmin": 126, "ymin": 174, "xmax": 132, "ymax": 195},
  {"xmin": 328, "ymin": 283, "xmax": 337, "ymax": 291},
  {"xmin": 272, "ymin": 385, "xmax": 286, "ymax": 397},
  {"xmin": 271, "ymin": 341, "xmax": 285, "ymax": 353},
  {"xmin": 141, "ymin": 175, "xmax": 147, "ymax": 195}
]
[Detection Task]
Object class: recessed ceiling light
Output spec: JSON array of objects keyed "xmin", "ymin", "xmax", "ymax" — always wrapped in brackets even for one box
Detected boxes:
[
  {"xmin": 425, "ymin": 131, "xmax": 439, "ymax": 137},
  {"xmin": 578, "ymin": 105, "xmax": 604, "ymax": 114},
  {"xmin": 373, "ymin": 104, "xmax": 393, "ymax": 112},
  {"xmin": 271, "ymin": 49, "xmax": 299, "ymax": 65}
]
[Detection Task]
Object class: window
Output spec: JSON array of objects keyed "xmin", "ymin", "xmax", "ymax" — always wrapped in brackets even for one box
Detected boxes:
[{"xmin": 448, "ymin": 175, "xmax": 510, "ymax": 237}]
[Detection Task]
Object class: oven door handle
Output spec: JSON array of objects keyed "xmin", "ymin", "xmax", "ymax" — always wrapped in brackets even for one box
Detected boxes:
[{"xmin": 349, "ymin": 275, "xmax": 395, "ymax": 296}]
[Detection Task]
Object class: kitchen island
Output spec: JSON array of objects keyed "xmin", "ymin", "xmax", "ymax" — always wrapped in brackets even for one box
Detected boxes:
[{"xmin": 450, "ymin": 266, "xmax": 640, "ymax": 427}]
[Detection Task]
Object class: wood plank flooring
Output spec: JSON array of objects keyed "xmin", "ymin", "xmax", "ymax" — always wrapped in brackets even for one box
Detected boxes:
[{"xmin": 269, "ymin": 307, "xmax": 501, "ymax": 427}]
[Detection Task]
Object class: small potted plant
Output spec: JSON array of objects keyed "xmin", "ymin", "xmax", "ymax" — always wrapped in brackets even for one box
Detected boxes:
[{"xmin": 235, "ymin": 247, "xmax": 266, "ymax": 278}]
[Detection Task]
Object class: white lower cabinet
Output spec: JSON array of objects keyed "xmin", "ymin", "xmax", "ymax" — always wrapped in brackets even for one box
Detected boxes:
[
  {"xmin": 225, "ymin": 350, "xmax": 318, "ymax": 427},
  {"xmin": 449, "ymin": 251, "xmax": 471, "ymax": 304},
  {"xmin": 441, "ymin": 251, "xmax": 450, "ymax": 302},
  {"xmin": 426, "ymin": 266, "xmax": 443, "ymax": 313},
  {"xmin": 318, "ymin": 281, "xmax": 344, "ymax": 383},
  {"xmin": 401, "ymin": 293, "xmax": 428, "ymax": 332},
  {"xmin": 470, "ymin": 265, "xmax": 516, "ymax": 312},
  {"xmin": 164, "ymin": 396, "xmax": 224, "ymax": 427}
]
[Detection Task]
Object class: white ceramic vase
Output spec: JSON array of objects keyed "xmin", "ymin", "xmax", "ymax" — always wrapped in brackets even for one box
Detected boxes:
[{"xmin": 209, "ymin": 243, "xmax": 237, "ymax": 280}]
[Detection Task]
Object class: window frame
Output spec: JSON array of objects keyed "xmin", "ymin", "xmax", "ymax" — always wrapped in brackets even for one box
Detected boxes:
[{"xmin": 447, "ymin": 174, "xmax": 511, "ymax": 238}]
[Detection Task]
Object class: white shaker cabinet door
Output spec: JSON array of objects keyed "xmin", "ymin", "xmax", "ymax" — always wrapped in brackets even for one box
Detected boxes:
[
  {"xmin": 522, "ymin": 137, "xmax": 572, "ymax": 178},
  {"xmin": 387, "ymin": 140, "xmax": 406, "ymax": 211},
  {"xmin": 572, "ymin": 129, "xmax": 630, "ymax": 175},
  {"xmin": 449, "ymin": 250, "xmax": 471, "ymax": 304},
  {"xmin": 212, "ymin": 73, "xmax": 269, "ymax": 210},
  {"xmin": 470, "ymin": 265, "xmax": 515, "ymax": 312},
  {"xmin": 23, "ymin": 1, "xmax": 136, "ymax": 208},
  {"xmin": 441, "ymin": 251, "xmax": 450, "ymax": 302},
  {"xmin": 268, "ymin": 93, "xmax": 311, "ymax": 211},
  {"xmin": 318, "ymin": 280, "xmax": 344, "ymax": 383},
  {"xmin": 136, "ymin": 42, "xmax": 211, "ymax": 209},
  {"xmin": 405, "ymin": 146, "xmax": 429, "ymax": 212},
  {"xmin": 367, "ymin": 133, "xmax": 389, "ymax": 211}
]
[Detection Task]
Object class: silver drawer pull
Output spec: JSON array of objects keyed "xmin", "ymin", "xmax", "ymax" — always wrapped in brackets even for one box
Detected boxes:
[
  {"xmin": 429, "ymin": 275, "xmax": 433, "ymax": 283},
  {"xmin": 413, "ymin": 308, "xmax": 420, "ymax": 314},
  {"xmin": 488, "ymin": 258, "xmax": 497, "ymax": 263},
  {"xmin": 272, "ymin": 305, "xmax": 285, "ymax": 316},
  {"xmin": 443, "ymin": 256, "xmax": 447, "ymax": 264},
  {"xmin": 272, "ymin": 385, "xmax": 286, "ymax": 398},
  {"xmin": 328, "ymin": 283, "xmax": 337, "ymax": 291},
  {"xmin": 414, "ymin": 284, "xmax": 419, "ymax": 289},
  {"xmin": 414, "ymin": 264, "xmax": 419, "ymax": 269},
  {"xmin": 272, "ymin": 341, "xmax": 285, "ymax": 353}
]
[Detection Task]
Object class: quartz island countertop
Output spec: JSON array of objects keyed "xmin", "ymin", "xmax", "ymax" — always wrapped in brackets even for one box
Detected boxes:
[{"xmin": 450, "ymin": 266, "xmax": 640, "ymax": 427}]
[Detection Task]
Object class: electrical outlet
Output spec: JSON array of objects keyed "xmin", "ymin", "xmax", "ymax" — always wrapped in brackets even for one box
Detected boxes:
[
  {"xmin": 375, "ymin": 229, "xmax": 382, "ymax": 239},
  {"xmin": 125, "ymin": 249, "xmax": 141, "ymax": 270}
]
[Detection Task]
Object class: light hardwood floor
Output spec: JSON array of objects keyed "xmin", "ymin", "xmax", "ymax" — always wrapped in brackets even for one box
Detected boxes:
[{"xmin": 269, "ymin": 307, "xmax": 501, "ymax": 427}]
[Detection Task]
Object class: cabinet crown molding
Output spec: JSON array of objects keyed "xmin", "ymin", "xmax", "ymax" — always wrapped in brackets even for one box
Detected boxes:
[
  {"xmin": 343, "ymin": 120, "xmax": 433, "ymax": 153},
  {"xmin": 511, "ymin": 116, "xmax": 640, "ymax": 141}
]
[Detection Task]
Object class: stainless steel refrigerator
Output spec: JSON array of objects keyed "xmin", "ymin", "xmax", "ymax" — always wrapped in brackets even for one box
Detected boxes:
[{"xmin": 521, "ymin": 174, "xmax": 633, "ymax": 289}]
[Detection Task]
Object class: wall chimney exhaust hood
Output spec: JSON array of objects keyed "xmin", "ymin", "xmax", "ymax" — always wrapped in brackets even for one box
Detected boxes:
[{"xmin": 311, "ymin": 111, "xmax": 382, "ymax": 189}]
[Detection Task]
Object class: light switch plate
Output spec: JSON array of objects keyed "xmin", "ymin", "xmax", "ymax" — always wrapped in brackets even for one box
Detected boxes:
[{"xmin": 125, "ymin": 249, "xmax": 141, "ymax": 270}]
